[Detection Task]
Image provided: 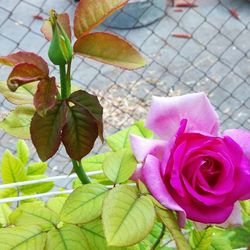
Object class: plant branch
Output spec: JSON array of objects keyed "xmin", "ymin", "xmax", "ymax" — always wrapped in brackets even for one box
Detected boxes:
[
  {"xmin": 72, "ymin": 160, "xmax": 90, "ymax": 184},
  {"xmin": 66, "ymin": 60, "xmax": 72, "ymax": 96},
  {"xmin": 59, "ymin": 64, "xmax": 67, "ymax": 99},
  {"xmin": 151, "ymin": 223, "xmax": 166, "ymax": 250}
]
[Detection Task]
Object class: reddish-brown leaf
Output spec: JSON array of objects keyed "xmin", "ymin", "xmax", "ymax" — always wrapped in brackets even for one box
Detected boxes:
[
  {"xmin": 30, "ymin": 101, "xmax": 67, "ymax": 161},
  {"xmin": 74, "ymin": 32, "xmax": 145, "ymax": 69},
  {"xmin": 34, "ymin": 77, "xmax": 58, "ymax": 116},
  {"xmin": 69, "ymin": 90, "xmax": 103, "ymax": 142},
  {"xmin": 7, "ymin": 63, "xmax": 48, "ymax": 91},
  {"xmin": 0, "ymin": 52, "xmax": 49, "ymax": 75},
  {"xmin": 41, "ymin": 13, "xmax": 72, "ymax": 41},
  {"xmin": 229, "ymin": 8, "xmax": 239, "ymax": 20},
  {"xmin": 74, "ymin": 0, "xmax": 128, "ymax": 38},
  {"xmin": 61, "ymin": 105, "xmax": 98, "ymax": 161}
]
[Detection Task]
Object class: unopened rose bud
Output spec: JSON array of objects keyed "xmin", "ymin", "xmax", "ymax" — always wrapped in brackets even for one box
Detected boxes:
[{"xmin": 48, "ymin": 10, "xmax": 72, "ymax": 65}]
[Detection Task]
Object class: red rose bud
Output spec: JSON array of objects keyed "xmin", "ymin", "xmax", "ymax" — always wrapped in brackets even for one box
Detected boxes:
[{"xmin": 48, "ymin": 10, "xmax": 72, "ymax": 65}]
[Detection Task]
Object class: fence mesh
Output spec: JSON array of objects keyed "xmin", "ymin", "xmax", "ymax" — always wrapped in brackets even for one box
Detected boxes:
[{"xmin": 0, "ymin": 0, "xmax": 249, "ymax": 188}]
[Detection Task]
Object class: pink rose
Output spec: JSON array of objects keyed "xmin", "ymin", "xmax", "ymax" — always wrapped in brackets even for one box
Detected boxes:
[{"xmin": 130, "ymin": 93, "xmax": 250, "ymax": 226}]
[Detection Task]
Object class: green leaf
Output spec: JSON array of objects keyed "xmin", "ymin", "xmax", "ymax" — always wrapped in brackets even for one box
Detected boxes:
[
  {"xmin": 0, "ymin": 81, "xmax": 37, "ymax": 105},
  {"xmin": 46, "ymin": 224, "xmax": 89, "ymax": 250},
  {"xmin": 69, "ymin": 90, "xmax": 103, "ymax": 141},
  {"xmin": 20, "ymin": 175, "xmax": 54, "ymax": 194},
  {"xmin": 27, "ymin": 162, "xmax": 47, "ymax": 175},
  {"xmin": 0, "ymin": 188, "xmax": 17, "ymax": 200},
  {"xmin": 0, "ymin": 204, "xmax": 12, "ymax": 227},
  {"xmin": 61, "ymin": 183, "xmax": 108, "ymax": 224},
  {"xmin": 0, "ymin": 105, "xmax": 35, "ymax": 139},
  {"xmin": 103, "ymin": 185, "xmax": 155, "ymax": 246},
  {"xmin": 0, "ymin": 226, "xmax": 46, "ymax": 250},
  {"xmin": 34, "ymin": 77, "xmax": 58, "ymax": 116},
  {"xmin": 208, "ymin": 235, "xmax": 232, "ymax": 250},
  {"xmin": 156, "ymin": 208, "xmax": 191, "ymax": 250},
  {"xmin": 81, "ymin": 219, "xmax": 140, "ymax": 250},
  {"xmin": 61, "ymin": 104, "xmax": 98, "ymax": 161},
  {"xmin": 30, "ymin": 102, "xmax": 67, "ymax": 161},
  {"xmin": 1, "ymin": 150, "xmax": 26, "ymax": 184},
  {"xmin": 107, "ymin": 120, "xmax": 153, "ymax": 151},
  {"xmin": 103, "ymin": 149, "xmax": 137, "ymax": 184},
  {"xmin": 10, "ymin": 202, "xmax": 59, "ymax": 231},
  {"xmin": 189, "ymin": 227, "xmax": 213, "ymax": 250},
  {"xmin": 74, "ymin": 32, "xmax": 145, "ymax": 69},
  {"xmin": 74, "ymin": 0, "xmax": 128, "ymax": 37},
  {"xmin": 223, "ymin": 220, "xmax": 250, "ymax": 248},
  {"xmin": 47, "ymin": 197, "xmax": 67, "ymax": 215},
  {"xmin": 16, "ymin": 139, "xmax": 29, "ymax": 166}
]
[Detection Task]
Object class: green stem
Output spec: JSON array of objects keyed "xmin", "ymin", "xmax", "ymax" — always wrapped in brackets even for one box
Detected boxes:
[
  {"xmin": 151, "ymin": 223, "xmax": 166, "ymax": 250},
  {"xmin": 72, "ymin": 160, "xmax": 90, "ymax": 184},
  {"xmin": 59, "ymin": 64, "xmax": 67, "ymax": 99},
  {"xmin": 66, "ymin": 60, "xmax": 72, "ymax": 96}
]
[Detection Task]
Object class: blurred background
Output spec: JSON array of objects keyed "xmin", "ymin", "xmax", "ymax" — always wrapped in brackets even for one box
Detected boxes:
[{"xmin": 0, "ymin": 0, "xmax": 249, "ymax": 188}]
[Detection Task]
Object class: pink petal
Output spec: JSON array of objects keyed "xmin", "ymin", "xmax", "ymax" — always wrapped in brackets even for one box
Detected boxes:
[
  {"xmin": 130, "ymin": 134, "xmax": 166, "ymax": 162},
  {"xmin": 224, "ymin": 129, "xmax": 250, "ymax": 161},
  {"xmin": 218, "ymin": 202, "xmax": 243, "ymax": 228},
  {"xmin": 130, "ymin": 163, "xmax": 143, "ymax": 181},
  {"xmin": 142, "ymin": 154, "xmax": 186, "ymax": 218},
  {"xmin": 146, "ymin": 92, "xmax": 219, "ymax": 140}
]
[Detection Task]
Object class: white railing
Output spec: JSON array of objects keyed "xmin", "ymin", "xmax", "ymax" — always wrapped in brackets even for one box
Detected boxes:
[{"xmin": 0, "ymin": 170, "xmax": 103, "ymax": 204}]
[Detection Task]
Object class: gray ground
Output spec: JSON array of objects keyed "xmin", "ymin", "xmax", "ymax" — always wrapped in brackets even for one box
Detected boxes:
[{"xmin": 0, "ymin": 0, "xmax": 249, "ymax": 188}]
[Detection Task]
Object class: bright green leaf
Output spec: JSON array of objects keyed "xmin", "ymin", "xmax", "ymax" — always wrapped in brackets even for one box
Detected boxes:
[
  {"xmin": 103, "ymin": 149, "xmax": 137, "ymax": 183},
  {"xmin": 103, "ymin": 185, "xmax": 155, "ymax": 246},
  {"xmin": 46, "ymin": 224, "xmax": 88, "ymax": 250},
  {"xmin": 1, "ymin": 150, "xmax": 26, "ymax": 184},
  {"xmin": 61, "ymin": 104, "xmax": 98, "ymax": 161},
  {"xmin": 74, "ymin": 0, "xmax": 128, "ymax": 37},
  {"xmin": 189, "ymin": 227, "xmax": 213, "ymax": 250},
  {"xmin": 10, "ymin": 202, "xmax": 58, "ymax": 231},
  {"xmin": 208, "ymin": 235, "xmax": 232, "ymax": 250},
  {"xmin": 81, "ymin": 219, "xmax": 140, "ymax": 250},
  {"xmin": 61, "ymin": 183, "xmax": 108, "ymax": 224},
  {"xmin": 0, "ymin": 188, "xmax": 17, "ymax": 200},
  {"xmin": 20, "ymin": 175, "xmax": 54, "ymax": 194},
  {"xmin": 107, "ymin": 120, "xmax": 153, "ymax": 151},
  {"xmin": 16, "ymin": 139, "xmax": 29, "ymax": 166},
  {"xmin": 0, "ymin": 105, "xmax": 35, "ymax": 139},
  {"xmin": 0, "ymin": 204, "xmax": 12, "ymax": 227},
  {"xmin": 30, "ymin": 102, "xmax": 67, "ymax": 161},
  {"xmin": 47, "ymin": 197, "xmax": 67, "ymax": 215},
  {"xmin": 0, "ymin": 226, "xmax": 46, "ymax": 250},
  {"xmin": 156, "ymin": 208, "xmax": 191, "ymax": 250},
  {"xmin": 0, "ymin": 81, "xmax": 37, "ymax": 105},
  {"xmin": 27, "ymin": 162, "xmax": 47, "ymax": 175},
  {"xmin": 74, "ymin": 32, "xmax": 145, "ymax": 69}
]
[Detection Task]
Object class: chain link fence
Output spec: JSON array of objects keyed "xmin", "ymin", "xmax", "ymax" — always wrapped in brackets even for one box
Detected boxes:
[{"xmin": 0, "ymin": 0, "xmax": 249, "ymax": 188}]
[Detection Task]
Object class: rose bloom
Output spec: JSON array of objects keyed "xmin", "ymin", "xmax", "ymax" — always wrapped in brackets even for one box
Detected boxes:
[{"xmin": 130, "ymin": 93, "xmax": 250, "ymax": 227}]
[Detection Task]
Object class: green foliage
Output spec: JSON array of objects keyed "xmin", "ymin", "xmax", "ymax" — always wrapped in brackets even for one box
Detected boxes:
[
  {"xmin": 103, "ymin": 149, "xmax": 137, "ymax": 183},
  {"xmin": 103, "ymin": 185, "xmax": 155, "ymax": 247},
  {"xmin": 61, "ymin": 183, "xmax": 108, "ymax": 224},
  {"xmin": 0, "ymin": 226, "xmax": 46, "ymax": 250},
  {"xmin": 107, "ymin": 120, "xmax": 153, "ymax": 151},
  {"xmin": 0, "ymin": 204, "xmax": 12, "ymax": 227},
  {"xmin": 189, "ymin": 227, "xmax": 213, "ymax": 250},
  {"xmin": 0, "ymin": 140, "xmax": 53, "ymax": 200},
  {"xmin": 0, "ymin": 105, "xmax": 35, "ymax": 139}
]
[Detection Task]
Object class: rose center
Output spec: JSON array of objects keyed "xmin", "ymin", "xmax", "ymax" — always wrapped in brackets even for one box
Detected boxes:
[{"xmin": 200, "ymin": 157, "xmax": 221, "ymax": 187}]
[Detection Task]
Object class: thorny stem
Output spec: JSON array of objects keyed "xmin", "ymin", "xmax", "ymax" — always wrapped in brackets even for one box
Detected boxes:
[
  {"xmin": 72, "ymin": 160, "xmax": 90, "ymax": 184},
  {"xmin": 151, "ymin": 223, "xmax": 166, "ymax": 250}
]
